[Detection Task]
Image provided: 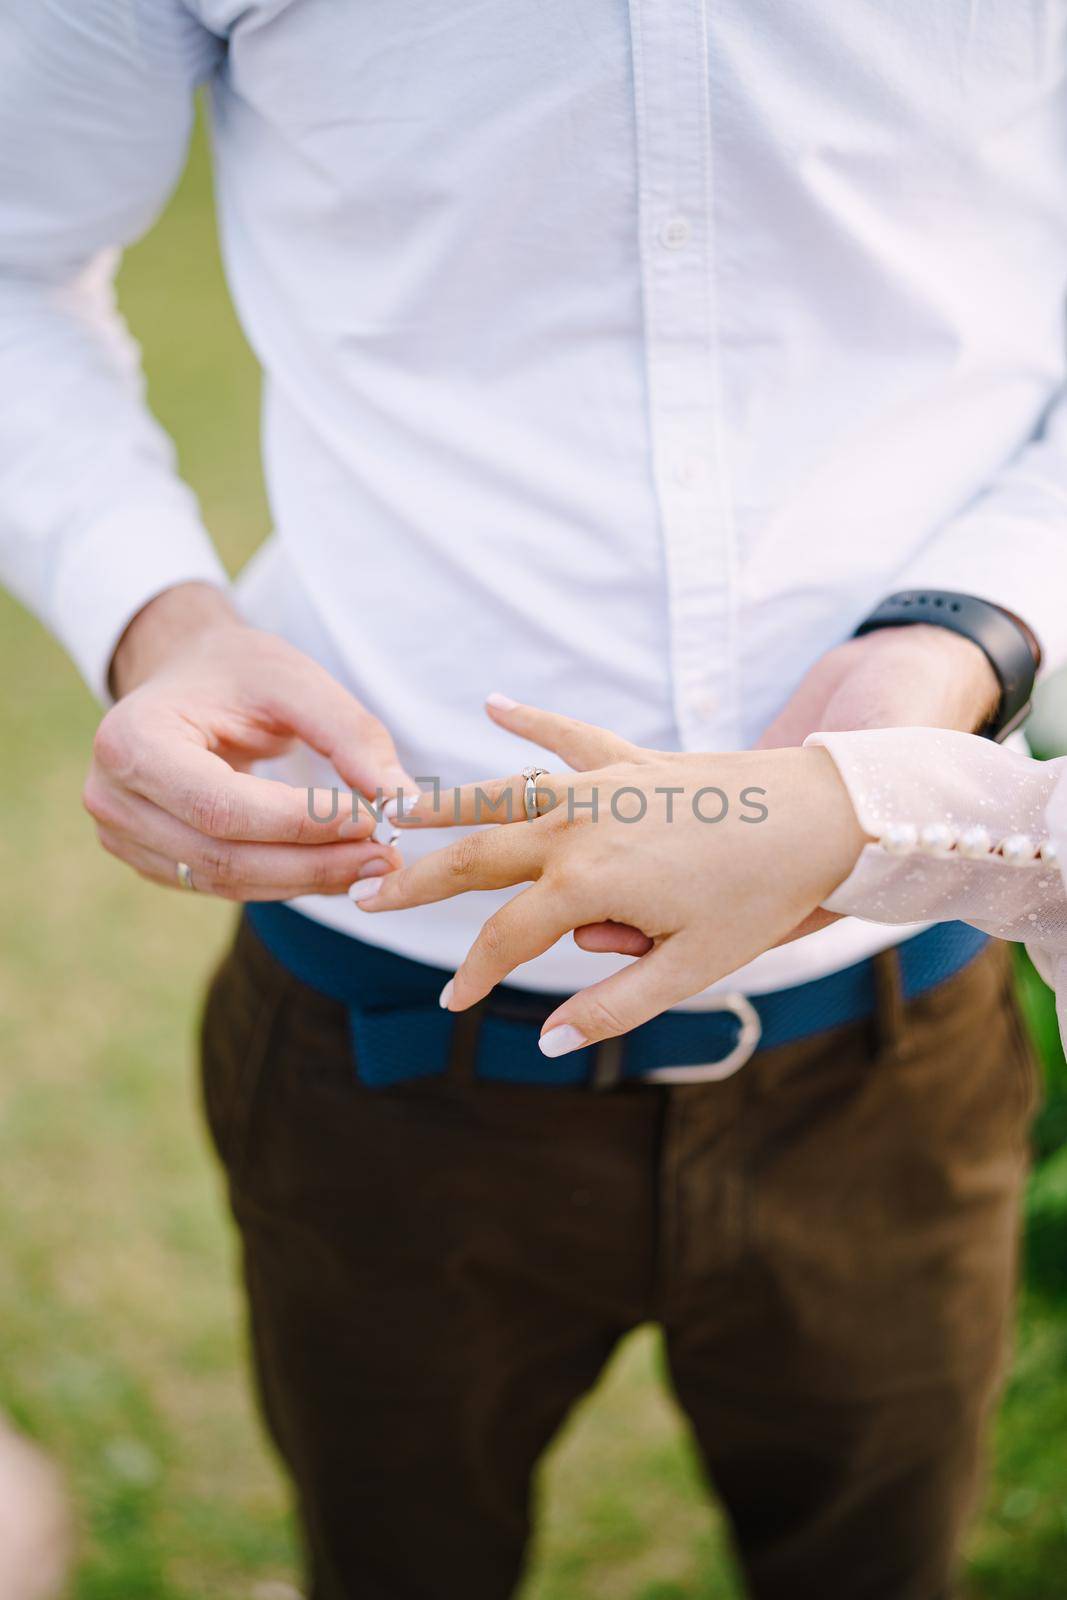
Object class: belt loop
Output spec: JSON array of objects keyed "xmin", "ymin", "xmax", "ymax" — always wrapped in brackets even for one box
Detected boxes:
[
  {"xmin": 871, "ymin": 947, "xmax": 905, "ymax": 1059},
  {"xmin": 447, "ymin": 999, "xmax": 487, "ymax": 1087},
  {"xmin": 591, "ymin": 1035, "xmax": 625, "ymax": 1091}
]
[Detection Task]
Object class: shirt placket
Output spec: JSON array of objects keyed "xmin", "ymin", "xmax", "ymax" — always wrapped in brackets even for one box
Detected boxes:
[{"xmin": 628, "ymin": 0, "xmax": 735, "ymax": 750}]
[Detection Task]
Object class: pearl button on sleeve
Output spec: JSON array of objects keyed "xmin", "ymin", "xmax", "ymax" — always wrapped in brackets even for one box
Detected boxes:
[{"xmin": 802, "ymin": 728, "xmax": 1067, "ymax": 1047}]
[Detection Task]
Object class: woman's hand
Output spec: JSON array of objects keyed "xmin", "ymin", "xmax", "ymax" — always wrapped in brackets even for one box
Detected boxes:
[{"xmin": 353, "ymin": 699, "xmax": 869, "ymax": 1054}]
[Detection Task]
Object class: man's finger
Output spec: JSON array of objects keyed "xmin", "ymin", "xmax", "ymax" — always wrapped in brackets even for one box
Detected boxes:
[
  {"xmin": 95, "ymin": 823, "xmax": 398, "ymax": 898},
  {"xmin": 270, "ymin": 654, "xmax": 419, "ymax": 798},
  {"xmin": 443, "ymin": 886, "xmax": 572, "ymax": 1010},
  {"xmin": 351, "ymin": 826, "xmax": 548, "ymax": 911},
  {"xmin": 573, "ymin": 921, "xmax": 654, "ymax": 956},
  {"xmin": 485, "ymin": 694, "xmax": 641, "ymax": 770},
  {"xmin": 123, "ymin": 734, "xmax": 383, "ymax": 845},
  {"xmin": 86, "ymin": 768, "xmax": 380, "ymax": 850},
  {"xmin": 535, "ymin": 937, "xmax": 706, "ymax": 1055}
]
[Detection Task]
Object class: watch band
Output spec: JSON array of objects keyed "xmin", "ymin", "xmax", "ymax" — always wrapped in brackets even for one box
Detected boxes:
[{"xmin": 853, "ymin": 589, "xmax": 1040, "ymax": 742}]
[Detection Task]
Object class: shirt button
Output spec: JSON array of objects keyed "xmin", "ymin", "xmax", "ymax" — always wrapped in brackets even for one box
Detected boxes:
[
  {"xmin": 674, "ymin": 455, "xmax": 706, "ymax": 487},
  {"xmin": 658, "ymin": 216, "xmax": 691, "ymax": 250}
]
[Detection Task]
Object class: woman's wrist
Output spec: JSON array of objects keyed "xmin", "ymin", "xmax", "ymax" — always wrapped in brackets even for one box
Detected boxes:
[
  {"xmin": 793, "ymin": 745, "xmax": 870, "ymax": 900},
  {"xmin": 683, "ymin": 743, "xmax": 869, "ymax": 904}
]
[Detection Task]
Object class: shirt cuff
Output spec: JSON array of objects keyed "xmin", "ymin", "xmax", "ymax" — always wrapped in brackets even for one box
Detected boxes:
[{"xmin": 49, "ymin": 503, "xmax": 230, "ymax": 702}]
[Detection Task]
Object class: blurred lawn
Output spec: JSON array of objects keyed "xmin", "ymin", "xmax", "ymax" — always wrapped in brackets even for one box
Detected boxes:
[{"xmin": 2, "ymin": 110, "xmax": 1067, "ymax": 1599}]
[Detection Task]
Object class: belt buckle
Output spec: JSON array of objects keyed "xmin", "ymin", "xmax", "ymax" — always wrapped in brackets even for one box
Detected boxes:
[{"xmin": 641, "ymin": 992, "xmax": 762, "ymax": 1085}]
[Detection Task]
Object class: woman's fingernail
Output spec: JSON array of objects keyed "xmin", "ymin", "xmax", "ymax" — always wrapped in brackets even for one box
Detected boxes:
[
  {"xmin": 384, "ymin": 793, "xmax": 420, "ymax": 823},
  {"xmin": 486, "ymin": 692, "xmax": 518, "ymax": 711},
  {"xmin": 348, "ymin": 875, "xmax": 385, "ymax": 903},
  {"xmin": 538, "ymin": 1024, "xmax": 587, "ymax": 1059},
  {"xmin": 439, "ymin": 979, "xmax": 454, "ymax": 1009}
]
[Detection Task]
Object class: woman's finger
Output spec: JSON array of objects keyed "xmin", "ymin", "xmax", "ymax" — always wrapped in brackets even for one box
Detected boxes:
[
  {"xmin": 442, "ymin": 886, "xmax": 573, "ymax": 1010},
  {"xmin": 485, "ymin": 694, "xmax": 643, "ymax": 770},
  {"xmin": 535, "ymin": 936, "xmax": 708, "ymax": 1056},
  {"xmin": 394, "ymin": 768, "xmax": 570, "ymax": 829},
  {"xmin": 352, "ymin": 825, "xmax": 549, "ymax": 911}
]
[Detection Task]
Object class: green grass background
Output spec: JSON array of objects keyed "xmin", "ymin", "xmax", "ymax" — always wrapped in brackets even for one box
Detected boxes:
[{"xmin": 2, "ymin": 112, "xmax": 1067, "ymax": 1599}]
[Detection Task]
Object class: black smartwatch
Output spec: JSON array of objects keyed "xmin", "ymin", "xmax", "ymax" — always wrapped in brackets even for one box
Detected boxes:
[{"xmin": 853, "ymin": 590, "xmax": 1041, "ymax": 742}]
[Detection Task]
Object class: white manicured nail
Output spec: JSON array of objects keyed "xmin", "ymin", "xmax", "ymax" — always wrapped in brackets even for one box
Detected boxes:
[
  {"xmin": 439, "ymin": 980, "xmax": 454, "ymax": 1009},
  {"xmin": 348, "ymin": 876, "xmax": 384, "ymax": 903},
  {"xmin": 384, "ymin": 793, "xmax": 421, "ymax": 823},
  {"xmin": 370, "ymin": 811, "xmax": 403, "ymax": 845},
  {"xmin": 538, "ymin": 1024, "xmax": 587, "ymax": 1058},
  {"xmin": 486, "ymin": 692, "xmax": 519, "ymax": 710}
]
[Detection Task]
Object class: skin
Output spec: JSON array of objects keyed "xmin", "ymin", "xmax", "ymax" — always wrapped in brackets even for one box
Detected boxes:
[
  {"xmin": 354, "ymin": 627, "xmax": 1000, "ymax": 1052},
  {"xmin": 86, "ymin": 583, "xmax": 406, "ymax": 898},
  {"xmin": 0, "ymin": 1424, "xmax": 71, "ymax": 1600},
  {"xmin": 355, "ymin": 704, "xmax": 872, "ymax": 1051},
  {"xmin": 90, "ymin": 581, "xmax": 998, "ymax": 1045}
]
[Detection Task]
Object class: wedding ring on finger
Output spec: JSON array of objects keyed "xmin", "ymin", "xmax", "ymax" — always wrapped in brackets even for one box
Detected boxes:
[
  {"xmin": 176, "ymin": 860, "xmax": 197, "ymax": 892},
  {"xmin": 521, "ymin": 766, "xmax": 552, "ymax": 823}
]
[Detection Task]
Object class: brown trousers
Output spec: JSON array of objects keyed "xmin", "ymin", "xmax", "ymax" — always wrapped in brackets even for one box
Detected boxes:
[{"xmin": 200, "ymin": 917, "xmax": 1038, "ymax": 1600}]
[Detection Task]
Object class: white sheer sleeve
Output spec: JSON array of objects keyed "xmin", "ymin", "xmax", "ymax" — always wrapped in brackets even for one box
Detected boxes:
[{"xmin": 804, "ymin": 727, "xmax": 1067, "ymax": 1040}]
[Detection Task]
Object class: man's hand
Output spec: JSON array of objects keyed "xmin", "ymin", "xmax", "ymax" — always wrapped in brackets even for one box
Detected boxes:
[
  {"xmin": 83, "ymin": 582, "xmax": 410, "ymax": 898},
  {"xmin": 754, "ymin": 621, "xmax": 1000, "ymax": 941},
  {"xmin": 756, "ymin": 623, "xmax": 1000, "ymax": 748}
]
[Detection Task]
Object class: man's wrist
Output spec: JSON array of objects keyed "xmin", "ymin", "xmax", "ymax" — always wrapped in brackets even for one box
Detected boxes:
[
  {"xmin": 854, "ymin": 590, "xmax": 1039, "ymax": 739},
  {"xmin": 109, "ymin": 582, "xmax": 241, "ymax": 698},
  {"xmin": 901, "ymin": 623, "xmax": 1001, "ymax": 734}
]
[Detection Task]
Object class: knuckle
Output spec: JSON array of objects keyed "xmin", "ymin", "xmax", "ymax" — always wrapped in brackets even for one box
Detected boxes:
[
  {"xmin": 189, "ymin": 785, "xmax": 243, "ymax": 840},
  {"xmin": 446, "ymin": 835, "xmax": 483, "ymax": 883},
  {"xmin": 82, "ymin": 775, "xmax": 116, "ymax": 824},
  {"xmin": 546, "ymin": 801, "xmax": 585, "ymax": 837},
  {"xmin": 582, "ymin": 993, "xmax": 629, "ymax": 1040},
  {"xmin": 92, "ymin": 713, "xmax": 135, "ymax": 782},
  {"xmin": 306, "ymin": 850, "xmax": 345, "ymax": 892},
  {"xmin": 198, "ymin": 841, "xmax": 238, "ymax": 888},
  {"xmin": 477, "ymin": 912, "xmax": 509, "ymax": 963}
]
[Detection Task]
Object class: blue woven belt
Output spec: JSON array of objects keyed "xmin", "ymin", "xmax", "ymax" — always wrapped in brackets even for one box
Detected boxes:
[{"xmin": 244, "ymin": 902, "xmax": 988, "ymax": 1090}]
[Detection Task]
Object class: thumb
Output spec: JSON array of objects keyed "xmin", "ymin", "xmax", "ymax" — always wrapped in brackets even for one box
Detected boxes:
[
  {"xmin": 485, "ymin": 693, "xmax": 642, "ymax": 771},
  {"xmin": 272, "ymin": 655, "xmax": 418, "ymax": 800},
  {"xmin": 536, "ymin": 937, "xmax": 706, "ymax": 1057}
]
